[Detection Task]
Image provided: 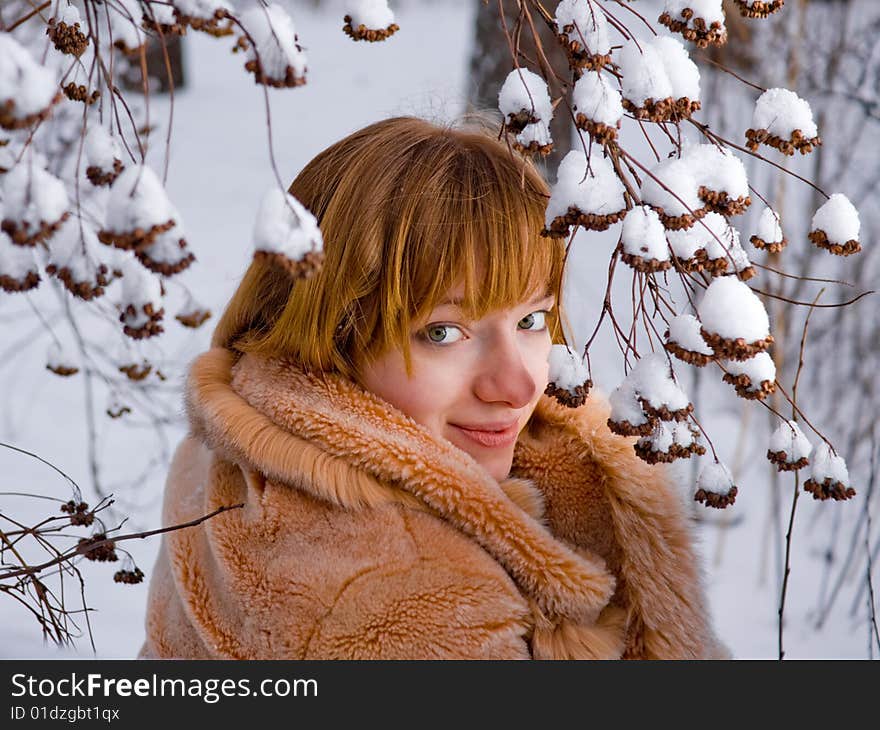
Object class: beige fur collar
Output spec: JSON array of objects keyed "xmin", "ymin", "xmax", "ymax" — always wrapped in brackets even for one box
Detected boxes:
[{"xmin": 185, "ymin": 348, "xmax": 615, "ymax": 624}]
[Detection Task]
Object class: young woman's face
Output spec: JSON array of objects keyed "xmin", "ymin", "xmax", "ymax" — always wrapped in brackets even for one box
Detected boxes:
[{"xmin": 357, "ymin": 284, "xmax": 555, "ymax": 481}]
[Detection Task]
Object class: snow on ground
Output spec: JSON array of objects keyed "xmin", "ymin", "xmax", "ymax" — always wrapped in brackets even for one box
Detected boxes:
[{"xmin": 0, "ymin": 0, "xmax": 873, "ymax": 659}]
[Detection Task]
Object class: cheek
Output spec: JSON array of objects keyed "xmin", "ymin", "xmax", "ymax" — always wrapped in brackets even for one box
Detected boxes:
[{"xmin": 360, "ymin": 350, "xmax": 459, "ymax": 429}]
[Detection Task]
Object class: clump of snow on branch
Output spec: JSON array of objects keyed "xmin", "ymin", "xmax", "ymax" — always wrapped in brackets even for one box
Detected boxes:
[
  {"xmin": 98, "ymin": 165, "xmax": 180, "ymax": 252},
  {"xmin": 750, "ymin": 206, "xmax": 786, "ymax": 252},
  {"xmin": 0, "ymin": 33, "xmax": 60, "ymax": 129},
  {"xmin": 46, "ymin": 340, "xmax": 79, "ymax": 377},
  {"xmin": 84, "ymin": 125, "xmax": 124, "ymax": 187},
  {"xmin": 665, "ymin": 314, "xmax": 714, "ymax": 366},
  {"xmin": 804, "ymin": 443, "xmax": 855, "ymax": 502},
  {"xmin": 746, "ymin": 87, "xmax": 821, "ymax": 155},
  {"xmin": 544, "ymin": 150, "xmax": 625, "ymax": 236},
  {"xmin": 659, "ymin": 0, "xmax": 727, "ymax": 48},
  {"xmin": 117, "ymin": 259, "xmax": 164, "ymax": 340},
  {"xmin": 239, "ymin": 4, "xmax": 308, "ymax": 87},
  {"xmin": 722, "ymin": 352, "xmax": 776, "ymax": 400},
  {"xmin": 343, "ymin": 1, "xmax": 399, "ymax": 43},
  {"xmin": 252, "ymin": 188, "xmax": 324, "ymax": 280},
  {"xmin": 1, "ymin": 161, "xmax": 69, "ymax": 246},
  {"xmin": 0, "ymin": 227, "xmax": 40, "ymax": 292},
  {"xmin": 45, "ymin": 215, "xmax": 110, "ymax": 300},
  {"xmin": 767, "ymin": 420, "xmax": 812, "ymax": 472},
  {"xmin": 546, "ymin": 344, "xmax": 592, "ymax": 408},
  {"xmin": 681, "ymin": 143, "xmax": 750, "ymax": 216},
  {"xmin": 641, "ymin": 157, "xmax": 705, "ymax": 229},
  {"xmin": 572, "ymin": 71, "xmax": 622, "ymax": 144},
  {"xmin": 698, "ymin": 276, "xmax": 773, "ymax": 359},
  {"xmin": 498, "ymin": 67, "xmax": 553, "ymax": 155},
  {"xmin": 695, "ymin": 460, "xmax": 738, "ymax": 508},
  {"xmin": 809, "ymin": 193, "xmax": 861, "ymax": 256},
  {"xmin": 553, "ymin": 0, "xmax": 612, "ymax": 70},
  {"xmin": 621, "ymin": 205, "xmax": 671, "ymax": 273}
]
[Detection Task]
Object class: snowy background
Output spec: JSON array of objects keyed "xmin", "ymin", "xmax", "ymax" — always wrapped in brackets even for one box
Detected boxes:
[{"xmin": 1, "ymin": 0, "xmax": 875, "ymax": 659}]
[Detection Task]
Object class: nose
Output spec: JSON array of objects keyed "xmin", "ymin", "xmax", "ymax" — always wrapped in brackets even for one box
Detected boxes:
[{"xmin": 472, "ymin": 331, "xmax": 541, "ymax": 409}]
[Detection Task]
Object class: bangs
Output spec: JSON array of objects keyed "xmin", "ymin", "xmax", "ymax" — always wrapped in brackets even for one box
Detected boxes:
[{"xmin": 373, "ymin": 136, "xmax": 565, "ymax": 371}]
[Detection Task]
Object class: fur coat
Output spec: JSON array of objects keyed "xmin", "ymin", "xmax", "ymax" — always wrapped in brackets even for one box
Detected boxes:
[{"xmin": 139, "ymin": 347, "xmax": 729, "ymax": 660}]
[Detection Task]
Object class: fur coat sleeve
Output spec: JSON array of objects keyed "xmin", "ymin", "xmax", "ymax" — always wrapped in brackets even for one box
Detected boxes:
[{"xmin": 139, "ymin": 348, "xmax": 729, "ymax": 660}]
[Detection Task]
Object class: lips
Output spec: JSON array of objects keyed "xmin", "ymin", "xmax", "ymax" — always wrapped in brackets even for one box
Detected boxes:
[{"xmin": 450, "ymin": 420, "xmax": 520, "ymax": 448}]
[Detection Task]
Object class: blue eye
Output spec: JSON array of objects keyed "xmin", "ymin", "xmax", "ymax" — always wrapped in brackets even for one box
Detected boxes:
[
  {"xmin": 518, "ymin": 311, "xmax": 548, "ymax": 331},
  {"xmin": 423, "ymin": 324, "xmax": 464, "ymax": 345}
]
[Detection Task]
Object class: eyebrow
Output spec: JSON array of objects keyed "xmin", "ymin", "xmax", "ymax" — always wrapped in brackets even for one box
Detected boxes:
[{"xmin": 436, "ymin": 292, "xmax": 555, "ymax": 307}]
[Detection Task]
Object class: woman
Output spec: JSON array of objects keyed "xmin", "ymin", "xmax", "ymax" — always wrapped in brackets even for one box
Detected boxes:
[{"xmin": 140, "ymin": 117, "xmax": 728, "ymax": 659}]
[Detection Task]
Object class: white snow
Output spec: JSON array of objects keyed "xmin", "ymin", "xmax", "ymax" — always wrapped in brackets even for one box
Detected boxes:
[
  {"xmin": 753, "ymin": 206, "xmax": 784, "ymax": 245},
  {"xmin": 608, "ymin": 380, "xmax": 649, "ymax": 426},
  {"xmin": 47, "ymin": 215, "xmax": 106, "ymax": 283},
  {"xmin": 0, "ymin": 33, "xmax": 59, "ymax": 119},
  {"xmin": 622, "ymin": 205, "xmax": 669, "ymax": 261},
  {"xmin": 240, "ymin": 4, "xmax": 308, "ymax": 82},
  {"xmin": 145, "ymin": 3, "xmax": 177, "ymax": 26},
  {"xmin": 629, "ymin": 353, "xmax": 690, "ymax": 412},
  {"xmin": 253, "ymin": 188, "xmax": 323, "ymax": 259},
  {"xmin": 173, "ymin": 0, "xmax": 233, "ymax": 20},
  {"xmin": 618, "ymin": 40, "xmax": 673, "ymax": 107},
  {"xmin": 0, "ymin": 228, "xmax": 38, "ymax": 280},
  {"xmin": 548, "ymin": 344, "xmax": 590, "ymax": 390},
  {"xmin": 545, "ymin": 150, "xmax": 626, "ymax": 224},
  {"xmin": 652, "ymin": 35, "xmax": 701, "ymax": 102},
  {"xmin": 667, "ymin": 314, "xmax": 714, "ymax": 354},
  {"xmin": 572, "ymin": 71, "xmax": 623, "ymax": 127},
  {"xmin": 641, "ymin": 157, "xmax": 703, "ymax": 218},
  {"xmin": 641, "ymin": 421, "xmax": 674, "ymax": 452},
  {"xmin": 769, "ymin": 420, "xmax": 812, "ymax": 462},
  {"xmin": 118, "ymin": 259, "xmax": 163, "ymax": 330},
  {"xmin": 697, "ymin": 460, "xmax": 736, "ymax": 493},
  {"xmin": 498, "ymin": 68, "xmax": 553, "ymax": 124},
  {"xmin": 110, "ymin": 0, "xmax": 146, "ymax": 52},
  {"xmin": 752, "ymin": 88, "xmax": 818, "ymax": 138},
  {"xmin": 58, "ymin": 5, "xmax": 83, "ymax": 26},
  {"xmin": 46, "ymin": 341, "xmax": 77, "ymax": 372},
  {"xmin": 811, "ymin": 193, "xmax": 860, "ymax": 243},
  {"xmin": 140, "ymin": 224, "xmax": 191, "ymax": 267},
  {"xmin": 516, "ymin": 119, "xmax": 552, "ymax": 148},
  {"xmin": 723, "ymin": 352, "xmax": 776, "ymax": 384},
  {"xmin": 698, "ymin": 276, "xmax": 770, "ymax": 341},
  {"xmin": 682, "ymin": 143, "xmax": 749, "ymax": 199},
  {"xmin": 103, "ymin": 165, "xmax": 179, "ymax": 236},
  {"xmin": 809, "ymin": 442, "xmax": 850, "ymax": 487},
  {"xmin": 673, "ymin": 421, "xmax": 699, "ymax": 448},
  {"xmin": 85, "ymin": 125, "xmax": 124, "ymax": 173},
  {"xmin": 1, "ymin": 162, "xmax": 69, "ymax": 234},
  {"xmin": 697, "ymin": 212, "xmax": 737, "ymax": 261},
  {"xmin": 554, "ymin": 0, "xmax": 611, "ymax": 56},
  {"xmin": 346, "ymin": 1, "xmax": 396, "ymax": 29}
]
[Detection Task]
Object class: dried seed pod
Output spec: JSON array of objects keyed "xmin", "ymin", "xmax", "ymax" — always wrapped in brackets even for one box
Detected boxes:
[
  {"xmin": 658, "ymin": 1, "xmax": 728, "ymax": 48},
  {"xmin": 114, "ymin": 567, "xmax": 145, "ymax": 584},
  {"xmin": 733, "ymin": 0, "xmax": 784, "ymax": 18},
  {"xmin": 47, "ymin": 9, "xmax": 90, "ymax": 58},
  {"xmin": 0, "ymin": 230, "xmax": 40, "ymax": 293},
  {"xmin": 78, "ymin": 533, "xmax": 118, "ymax": 562},
  {"xmin": 513, "ymin": 121, "xmax": 553, "ymax": 157},
  {"xmin": 749, "ymin": 206, "xmax": 787, "ymax": 252},
  {"xmin": 253, "ymin": 188, "xmax": 324, "ymax": 281},
  {"xmin": 61, "ymin": 500, "xmax": 94, "ymax": 527},
  {"xmin": 174, "ymin": 1, "xmax": 234, "ymax": 36}
]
